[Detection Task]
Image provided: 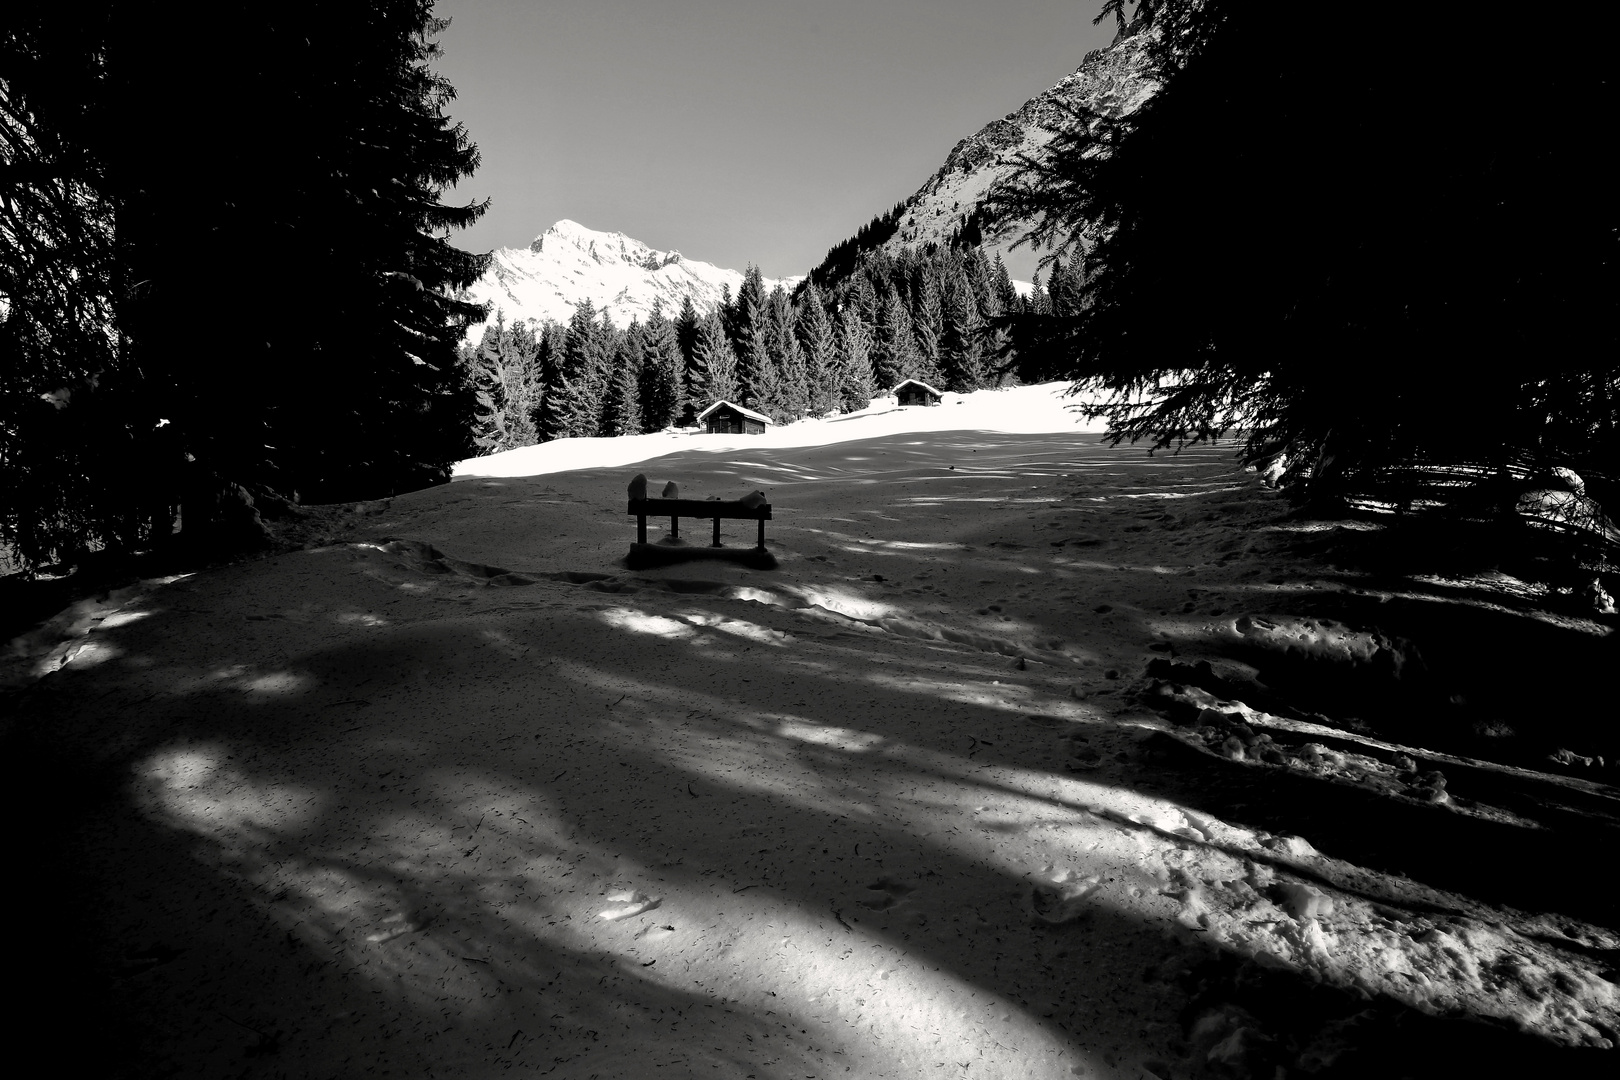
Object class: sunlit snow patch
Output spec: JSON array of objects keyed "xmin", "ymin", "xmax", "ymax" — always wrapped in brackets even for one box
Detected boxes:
[
  {"xmin": 97, "ymin": 609, "xmax": 152, "ymax": 630},
  {"xmin": 136, "ymin": 744, "xmax": 321, "ymax": 836},
  {"xmin": 597, "ymin": 607, "xmax": 694, "ymax": 640},
  {"xmin": 598, "ymin": 890, "xmax": 661, "ymax": 921},
  {"xmin": 775, "ymin": 718, "xmax": 884, "ymax": 752},
  {"xmin": 240, "ymin": 671, "xmax": 310, "ymax": 695}
]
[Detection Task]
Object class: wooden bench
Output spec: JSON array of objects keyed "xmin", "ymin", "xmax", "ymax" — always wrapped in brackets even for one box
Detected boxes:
[{"xmin": 625, "ymin": 494, "xmax": 776, "ymax": 569}]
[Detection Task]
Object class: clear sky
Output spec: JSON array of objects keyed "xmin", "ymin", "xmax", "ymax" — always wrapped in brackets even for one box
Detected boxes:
[{"xmin": 431, "ymin": 0, "xmax": 1118, "ymax": 279}]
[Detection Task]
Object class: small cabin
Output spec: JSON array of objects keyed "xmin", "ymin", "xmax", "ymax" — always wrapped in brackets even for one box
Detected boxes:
[
  {"xmin": 696, "ymin": 400, "xmax": 773, "ymax": 435},
  {"xmin": 893, "ymin": 379, "xmax": 944, "ymax": 407}
]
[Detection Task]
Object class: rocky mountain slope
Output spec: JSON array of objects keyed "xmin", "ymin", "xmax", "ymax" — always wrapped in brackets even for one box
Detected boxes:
[
  {"xmin": 880, "ymin": 34, "xmax": 1156, "ymax": 279},
  {"xmin": 459, "ymin": 219, "xmax": 798, "ymax": 339}
]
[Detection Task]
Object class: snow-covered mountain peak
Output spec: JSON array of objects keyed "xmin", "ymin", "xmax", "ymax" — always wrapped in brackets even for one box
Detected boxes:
[
  {"xmin": 461, "ymin": 220, "xmax": 794, "ymax": 341},
  {"xmin": 528, "ymin": 219, "xmax": 684, "ymax": 272}
]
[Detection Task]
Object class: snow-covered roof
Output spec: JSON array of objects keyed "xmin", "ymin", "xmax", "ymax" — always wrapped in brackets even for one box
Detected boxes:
[
  {"xmin": 892, "ymin": 379, "xmax": 944, "ymax": 398},
  {"xmin": 696, "ymin": 400, "xmax": 773, "ymax": 426}
]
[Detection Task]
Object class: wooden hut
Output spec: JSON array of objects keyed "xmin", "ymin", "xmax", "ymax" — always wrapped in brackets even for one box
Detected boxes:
[
  {"xmin": 696, "ymin": 400, "xmax": 773, "ymax": 435},
  {"xmin": 893, "ymin": 379, "xmax": 944, "ymax": 406}
]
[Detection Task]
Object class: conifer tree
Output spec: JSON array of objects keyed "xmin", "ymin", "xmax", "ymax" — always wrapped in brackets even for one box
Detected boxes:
[
  {"xmin": 716, "ymin": 282, "xmax": 736, "ymax": 349},
  {"xmin": 853, "ymin": 271, "xmax": 881, "ymax": 335},
  {"xmin": 836, "ymin": 306, "xmax": 876, "ymax": 412},
  {"xmin": 992, "ymin": 254, "xmax": 1020, "ymax": 316},
  {"xmin": 731, "ymin": 266, "xmax": 770, "ymax": 405},
  {"xmin": 533, "ymin": 320, "xmax": 568, "ymax": 441},
  {"xmin": 1045, "ymin": 256, "xmax": 1072, "ymax": 318},
  {"xmin": 872, "ymin": 285, "xmax": 919, "ymax": 391},
  {"xmin": 692, "ymin": 310, "xmax": 738, "ymax": 408},
  {"xmin": 673, "ymin": 295, "xmax": 701, "ymax": 422},
  {"xmin": 468, "ymin": 313, "xmax": 541, "ymax": 452},
  {"xmin": 796, "ymin": 282, "xmax": 840, "ymax": 418},
  {"xmin": 983, "ymin": 255, "xmax": 1013, "ymax": 384},
  {"xmin": 600, "ymin": 320, "xmax": 642, "ymax": 438},
  {"xmin": 764, "ymin": 286, "xmax": 809, "ymax": 422},
  {"xmin": 638, "ymin": 301, "xmax": 683, "ymax": 432},
  {"xmin": 941, "ymin": 270, "xmax": 986, "ymax": 393},
  {"xmin": 553, "ymin": 300, "xmax": 608, "ymax": 438},
  {"xmin": 1044, "ymin": 255, "xmax": 1088, "ymax": 319},
  {"xmin": 1027, "ymin": 272, "xmax": 1049, "ymax": 316},
  {"xmin": 967, "ymin": 247, "xmax": 997, "ymax": 316},
  {"xmin": 749, "ymin": 348, "xmax": 790, "ymax": 424},
  {"xmin": 464, "ymin": 328, "xmax": 500, "ymax": 444},
  {"xmin": 123, "ymin": 3, "xmax": 489, "ymax": 503},
  {"xmin": 910, "ymin": 264, "xmax": 945, "ymax": 384},
  {"xmin": 748, "ymin": 288, "xmax": 793, "ymax": 424}
]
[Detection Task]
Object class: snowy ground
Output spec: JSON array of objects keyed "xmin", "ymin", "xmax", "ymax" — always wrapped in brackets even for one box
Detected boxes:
[{"xmin": 5, "ymin": 384, "xmax": 1618, "ymax": 1078}]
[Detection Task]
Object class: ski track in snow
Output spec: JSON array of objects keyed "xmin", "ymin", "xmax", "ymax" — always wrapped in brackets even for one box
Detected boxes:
[{"xmin": 11, "ymin": 384, "xmax": 1619, "ymax": 1078}]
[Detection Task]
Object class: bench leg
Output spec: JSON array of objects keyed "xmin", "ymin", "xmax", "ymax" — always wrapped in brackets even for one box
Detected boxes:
[
  {"xmin": 757, "ymin": 518, "xmax": 766, "ymax": 549},
  {"xmin": 637, "ymin": 514, "xmax": 647, "ymax": 544},
  {"xmin": 712, "ymin": 517, "xmax": 721, "ymax": 547},
  {"xmin": 670, "ymin": 515, "xmax": 679, "ymax": 541}
]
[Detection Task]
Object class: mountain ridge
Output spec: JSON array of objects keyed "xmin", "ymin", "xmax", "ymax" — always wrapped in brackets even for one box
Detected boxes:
[
  {"xmin": 460, "ymin": 219, "xmax": 800, "ymax": 338},
  {"xmin": 459, "ymin": 34, "xmax": 1154, "ymax": 337},
  {"xmin": 873, "ymin": 34, "xmax": 1156, "ymax": 280}
]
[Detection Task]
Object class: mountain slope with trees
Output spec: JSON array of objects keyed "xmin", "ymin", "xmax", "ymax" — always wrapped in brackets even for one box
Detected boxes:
[{"xmin": 802, "ymin": 33, "xmax": 1155, "ymax": 296}]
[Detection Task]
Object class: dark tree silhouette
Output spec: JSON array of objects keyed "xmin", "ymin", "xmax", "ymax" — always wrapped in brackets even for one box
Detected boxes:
[
  {"xmin": 990, "ymin": 0, "xmax": 1619, "ymax": 506},
  {"xmin": 2, "ymin": 1, "xmax": 490, "ymax": 567},
  {"xmin": 1, "ymin": 5, "xmax": 126, "ymax": 565}
]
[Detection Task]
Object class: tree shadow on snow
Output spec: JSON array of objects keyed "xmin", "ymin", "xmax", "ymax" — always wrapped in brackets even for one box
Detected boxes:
[
  {"xmin": 4, "ymin": 432, "xmax": 1617, "ymax": 1078},
  {"xmin": 4, "ymin": 562, "xmax": 1616, "ymax": 1079}
]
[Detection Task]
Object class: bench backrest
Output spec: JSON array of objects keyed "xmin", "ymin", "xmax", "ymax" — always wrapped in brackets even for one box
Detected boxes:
[{"xmin": 627, "ymin": 498, "xmax": 771, "ymax": 520}]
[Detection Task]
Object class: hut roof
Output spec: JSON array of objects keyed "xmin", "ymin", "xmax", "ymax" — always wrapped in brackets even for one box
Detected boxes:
[
  {"xmin": 892, "ymin": 379, "xmax": 944, "ymax": 398},
  {"xmin": 695, "ymin": 400, "xmax": 773, "ymax": 425}
]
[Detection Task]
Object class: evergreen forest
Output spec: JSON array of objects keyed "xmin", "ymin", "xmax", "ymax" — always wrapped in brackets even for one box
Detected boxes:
[{"xmin": 460, "ymin": 240, "xmax": 1083, "ymax": 453}]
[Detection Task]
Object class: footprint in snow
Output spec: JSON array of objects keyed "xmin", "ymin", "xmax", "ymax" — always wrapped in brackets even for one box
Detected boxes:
[
  {"xmin": 1029, "ymin": 869, "xmax": 1101, "ymax": 924},
  {"xmin": 857, "ymin": 880, "xmax": 915, "ymax": 912}
]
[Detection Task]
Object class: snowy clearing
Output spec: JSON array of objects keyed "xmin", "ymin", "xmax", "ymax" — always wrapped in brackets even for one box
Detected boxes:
[{"xmin": 6, "ymin": 383, "xmax": 1617, "ymax": 1079}]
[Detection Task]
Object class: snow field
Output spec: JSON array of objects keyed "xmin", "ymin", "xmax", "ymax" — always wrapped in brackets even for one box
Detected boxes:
[{"xmin": 20, "ymin": 381, "xmax": 1618, "ymax": 1077}]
